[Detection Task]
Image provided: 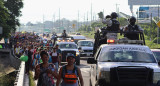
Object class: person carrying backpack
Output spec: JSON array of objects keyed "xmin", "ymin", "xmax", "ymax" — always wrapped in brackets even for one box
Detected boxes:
[{"xmin": 56, "ymin": 53, "xmax": 84, "ymax": 86}]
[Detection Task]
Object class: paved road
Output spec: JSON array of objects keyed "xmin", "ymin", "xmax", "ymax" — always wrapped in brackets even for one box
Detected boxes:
[
  {"xmin": 34, "ymin": 34, "xmax": 92, "ymax": 86},
  {"xmin": 60, "ymin": 58, "xmax": 91, "ymax": 86},
  {"xmin": 33, "ymin": 58, "xmax": 91, "ymax": 86},
  {"xmin": 78, "ymin": 58, "xmax": 91, "ymax": 86}
]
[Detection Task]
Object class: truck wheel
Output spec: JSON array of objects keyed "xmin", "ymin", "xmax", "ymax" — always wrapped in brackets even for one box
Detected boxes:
[
  {"xmin": 98, "ymin": 79, "xmax": 107, "ymax": 86},
  {"xmin": 89, "ymin": 78, "xmax": 92, "ymax": 86}
]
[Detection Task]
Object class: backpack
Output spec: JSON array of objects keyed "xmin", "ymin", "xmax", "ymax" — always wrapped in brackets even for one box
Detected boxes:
[
  {"xmin": 127, "ymin": 24, "xmax": 139, "ymax": 31},
  {"xmin": 62, "ymin": 65, "xmax": 79, "ymax": 84},
  {"xmin": 110, "ymin": 19, "xmax": 120, "ymax": 31}
]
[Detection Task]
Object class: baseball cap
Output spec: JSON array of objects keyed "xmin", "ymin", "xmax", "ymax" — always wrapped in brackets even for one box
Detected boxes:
[{"xmin": 66, "ymin": 53, "xmax": 75, "ymax": 59}]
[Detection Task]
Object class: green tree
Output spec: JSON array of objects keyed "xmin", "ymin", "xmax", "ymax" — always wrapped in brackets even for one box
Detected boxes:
[
  {"xmin": 98, "ymin": 12, "xmax": 104, "ymax": 19},
  {"xmin": 0, "ymin": 0, "xmax": 10, "ymax": 39},
  {"xmin": 98, "ymin": 12, "xmax": 104, "ymax": 22},
  {"xmin": 4, "ymin": 0, "xmax": 23, "ymax": 35}
]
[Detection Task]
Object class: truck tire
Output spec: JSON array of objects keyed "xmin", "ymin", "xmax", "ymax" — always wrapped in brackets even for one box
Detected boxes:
[
  {"xmin": 98, "ymin": 79, "xmax": 108, "ymax": 86},
  {"xmin": 89, "ymin": 78, "xmax": 92, "ymax": 86}
]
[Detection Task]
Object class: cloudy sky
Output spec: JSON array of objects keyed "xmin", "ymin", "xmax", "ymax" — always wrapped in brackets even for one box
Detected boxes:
[{"xmin": 19, "ymin": 0, "xmax": 135, "ymax": 24}]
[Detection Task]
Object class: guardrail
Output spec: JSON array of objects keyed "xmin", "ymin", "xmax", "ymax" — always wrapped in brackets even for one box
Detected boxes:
[{"xmin": 14, "ymin": 62, "xmax": 25, "ymax": 86}]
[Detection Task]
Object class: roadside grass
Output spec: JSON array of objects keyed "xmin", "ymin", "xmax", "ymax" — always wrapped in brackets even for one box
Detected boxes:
[
  {"xmin": 29, "ymin": 71, "xmax": 36, "ymax": 86},
  {"xmin": 79, "ymin": 31, "xmax": 160, "ymax": 49},
  {"xmin": 146, "ymin": 40, "xmax": 160, "ymax": 49},
  {"xmin": 79, "ymin": 31, "xmax": 94, "ymax": 39}
]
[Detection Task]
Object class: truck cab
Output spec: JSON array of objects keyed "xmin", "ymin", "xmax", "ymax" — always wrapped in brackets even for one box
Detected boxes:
[
  {"xmin": 57, "ymin": 42, "xmax": 80, "ymax": 65},
  {"xmin": 88, "ymin": 29, "xmax": 160, "ymax": 86},
  {"xmin": 88, "ymin": 43, "xmax": 160, "ymax": 86}
]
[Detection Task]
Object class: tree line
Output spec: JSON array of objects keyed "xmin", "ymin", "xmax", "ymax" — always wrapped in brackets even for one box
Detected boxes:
[{"xmin": 0, "ymin": 0, "xmax": 23, "ymax": 39}]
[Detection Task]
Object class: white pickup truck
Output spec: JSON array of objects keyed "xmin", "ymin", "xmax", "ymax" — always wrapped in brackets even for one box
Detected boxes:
[{"xmin": 88, "ymin": 44, "xmax": 160, "ymax": 86}]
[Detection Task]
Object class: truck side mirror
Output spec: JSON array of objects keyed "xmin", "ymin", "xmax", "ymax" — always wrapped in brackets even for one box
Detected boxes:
[{"xmin": 158, "ymin": 61, "xmax": 160, "ymax": 66}]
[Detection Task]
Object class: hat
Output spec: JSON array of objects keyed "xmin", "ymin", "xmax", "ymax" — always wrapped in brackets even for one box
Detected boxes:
[{"xmin": 66, "ymin": 53, "xmax": 75, "ymax": 59}]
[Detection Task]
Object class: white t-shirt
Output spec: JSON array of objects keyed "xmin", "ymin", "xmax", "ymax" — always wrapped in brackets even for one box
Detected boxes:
[{"xmin": 52, "ymin": 52, "xmax": 57, "ymax": 56}]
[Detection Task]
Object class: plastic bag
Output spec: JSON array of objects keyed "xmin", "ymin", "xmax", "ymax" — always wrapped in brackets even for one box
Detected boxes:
[{"xmin": 20, "ymin": 55, "xmax": 28, "ymax": 62}]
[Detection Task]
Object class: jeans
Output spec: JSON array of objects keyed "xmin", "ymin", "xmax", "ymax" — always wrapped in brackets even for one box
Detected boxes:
[{"xmin": 53, "ymin": 62, "xmax": 58, "ymax": 72}]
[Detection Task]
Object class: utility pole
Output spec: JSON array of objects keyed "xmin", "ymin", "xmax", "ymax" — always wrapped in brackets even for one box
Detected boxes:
[
  {"xmin": 151, "ymin": 13, "xmax": 152, "ymax": 41},
  {"xmin": 95, "ymin": 14, "xmax": 97, "ymax": 21},
  {"xmin": 52, "ymin": 14, "xmax": 55, "ymax": 30},
  {"xmin": 157, "ymin": 5, "xmax": 159, "ymax": 44},
  {"xmin": 116, "ymin": 4, "xmax": 120, "ymax": 21},
  {"xmin": 54, "ymin": 14, "xmax": 55, "ymax": 28},
  {"xmin": 103, "ymin": 9, "xmax": 104, "ymax": 15},
  {"xmin": 59, "ymin": 8, "xmax": 60, "ymax": 33},
  {"xmin": 118, "ymin": 8, "xmax": 119, "ymax": 22},
  {"xmin": 84, "ymin": 13, "xmax": 85, "ymax": 25},
  {"xmin": 91, "ymin": 3, "xmax": 92, "ymax": 26},
  {"xmin": 87, "ymin": 11, "xmax": 88, "ymax": 26},
  {"xmin": 116, "ymin": 4, "xmax": 119, "ymax": 13},
  {"xmin": 43, "ymin": 15, "xmax": 45, "ymax": 33},
  {"xmin": 137, "ymin": 9, "xmax": 139, "ymax": 24},
  {"xmin": 78, "ymin": 10, "xmax": 79, "ymax": 31}
]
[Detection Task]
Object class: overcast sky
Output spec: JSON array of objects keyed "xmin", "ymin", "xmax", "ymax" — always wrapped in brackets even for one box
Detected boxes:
[{"xmin": 19, "ymin": 0, "xmax": 135, "ymax": 24}]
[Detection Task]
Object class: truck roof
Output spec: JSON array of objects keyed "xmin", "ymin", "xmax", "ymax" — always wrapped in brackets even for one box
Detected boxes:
[
  {"xmin": 70, "ymin": 35, "xmax": 86, "ymax": 40},
  {"xmin": 100, "ymin": 44, "xmax": 149, "ymax": 49},
  {"xmin": 57, "ymin": 42, "xmax": 76, "ymax": 45}
]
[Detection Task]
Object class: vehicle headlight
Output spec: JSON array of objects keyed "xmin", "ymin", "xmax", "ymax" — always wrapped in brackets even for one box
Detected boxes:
[
  {"xmin": 99, "ymin": 71, "xmax": 110, "ymax": 83},
  {"xmin": 76, "ymin": 52, "xmax": 79, "ymax": 56},
  {"xmin": 153, "ymin": 72, "xmax": 160, "ymax": 84}
]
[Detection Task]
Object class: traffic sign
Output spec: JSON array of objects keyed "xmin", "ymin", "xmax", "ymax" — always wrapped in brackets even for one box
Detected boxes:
[
  {"xmin": 139, "ymin": 7, "xmax": 149, "ymax": 10},
  {"xmin": 72, "ymin": 24, "xmax": 76, "ymax": 28},
  {"xmin": 44, "ymin": 29, "xmax": 51, "ymax": 32},
  {"xmin": 157, "ymin": 21, "xmax": 160, "ymax": 27}
]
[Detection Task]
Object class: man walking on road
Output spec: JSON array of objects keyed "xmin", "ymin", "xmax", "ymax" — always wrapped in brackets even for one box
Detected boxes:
[
  {"xmin": 25, "ymin": 46, "xmax": 32, "ymax": 74},
  {"xmin": 56, "ymin": 53, "xmax": 84, "ymax": 86}
]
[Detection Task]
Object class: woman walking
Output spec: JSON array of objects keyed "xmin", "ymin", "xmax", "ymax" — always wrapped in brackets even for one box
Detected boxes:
[{"xmin": 34, "ymin": 51, "xmax": 58, "ymax": 86}]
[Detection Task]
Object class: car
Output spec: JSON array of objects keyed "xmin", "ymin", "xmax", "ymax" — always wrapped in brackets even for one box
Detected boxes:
[
  {"xmin": 57, "ymin": 42, "xmax": 80, "ymax": 65},
  {"xmin": 75, "ymin": 33, "xmax": 81, "ymax": 35},
  {"xmin": 151, "ymin": 49, "xmax": 160, "ymax": 61},
  {"xmin": 88, "ymin": 42, "xmax": 160, "ymax": 86},
  {"xmin": 77, "ymin": 40, "xmax": 94, "ymax": 57},
  {"xmin": 70, "ymin": 35, "xmax": 86, "ymax": 44}
]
